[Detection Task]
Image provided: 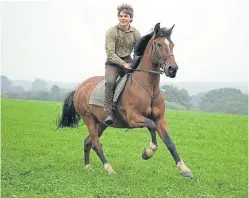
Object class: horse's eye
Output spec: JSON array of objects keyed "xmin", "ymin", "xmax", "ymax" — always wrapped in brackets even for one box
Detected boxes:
[{"xmin": 157, "ymin": 43, "xmax": 162, "ymax": 47}]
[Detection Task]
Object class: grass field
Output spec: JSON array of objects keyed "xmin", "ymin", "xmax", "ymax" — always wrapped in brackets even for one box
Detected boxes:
[{"xmin": 1, "ymin": 98, "xmax": 248, "ymax": 198}]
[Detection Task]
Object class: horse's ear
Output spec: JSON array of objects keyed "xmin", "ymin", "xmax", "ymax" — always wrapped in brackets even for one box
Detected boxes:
[
  {"xmin": 154, "ymin": 23, "xmax": 160, "ymax": 36},
  {"xmin": 167, "ymin": 24, "xmax": 175, "ymax": 36}
]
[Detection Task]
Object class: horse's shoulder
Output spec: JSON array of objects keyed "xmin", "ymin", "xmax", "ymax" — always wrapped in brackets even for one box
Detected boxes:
[{"xmin": 155, "ymin": 91, "xmax": 165, "ymax": 104}]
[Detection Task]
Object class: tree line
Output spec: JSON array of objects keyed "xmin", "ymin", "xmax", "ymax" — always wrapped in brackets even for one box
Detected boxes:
[
  {"xmin": 159, "ymin": 85, "xmax": 247, "ymax": 115},
  {"xmin": 1, "ymin": 75, "xmax": 248, "ymax": 115},
  {"xmin": 1, "ymin": 76, "xmax": 71, "ymax": 101}
]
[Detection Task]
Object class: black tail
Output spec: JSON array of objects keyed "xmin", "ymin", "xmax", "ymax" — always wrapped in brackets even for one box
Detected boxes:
[{"xmin": 56, "ymin": 90, "xmax": 80, "ymax": 128}]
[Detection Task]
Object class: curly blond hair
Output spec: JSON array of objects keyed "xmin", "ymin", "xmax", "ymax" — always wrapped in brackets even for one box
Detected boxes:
[{"xmin": 117, "ymin": 4, "xmax": 134, "ymax": 21}]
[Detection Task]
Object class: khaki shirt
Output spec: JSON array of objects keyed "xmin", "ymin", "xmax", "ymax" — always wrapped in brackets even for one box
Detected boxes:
[{"xmin": 105, "ymin": 24, "xmax": 141, "ymax": 67}]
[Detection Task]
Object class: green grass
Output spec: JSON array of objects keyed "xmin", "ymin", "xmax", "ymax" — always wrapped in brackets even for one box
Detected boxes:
[{"xmin": 1, "ymin": 98, "xmax": 248, "ymax": 198}]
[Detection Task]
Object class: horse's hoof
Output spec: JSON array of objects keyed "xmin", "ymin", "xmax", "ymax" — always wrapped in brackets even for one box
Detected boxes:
[
  {"xmin": 142, "ymin": 148, "xmax": 150, "ymax": 160},
  {"xmin": 177, "ymin": 160, "xmax": 193, "ymax": 178},
  {"xmin": 84, "ymin": 164, "xmax": 91, "ymax": 169},
  {"xmin": 181, "ymin": 171, "xmax": 193, "ymax": 178},
  {"xmin": 108, "ymin": 170, "xmax": 117, "ymax": 175},
  {"xmin": 142, "ymin": 148, "xmax": 154, "ymax": 160},
  {"xmin": 104, "ymin": 163, "xmax": 116, "ymax": 175}
]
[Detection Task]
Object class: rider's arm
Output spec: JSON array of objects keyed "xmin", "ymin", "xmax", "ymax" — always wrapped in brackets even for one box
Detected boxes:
[
  {"xmin": 133, "ymin": 29, "xmax": 141, "ymax": 56},
  {"xmin": 134, "ymin": 30, "xmax": 141, "ymax": 46},
  {"xmin": 132, "ymin": 29, "xmax": 142, "ymax": 62},
  {"xmin": 105, "ymin": 29, "xmax": 126, "ymax": 67}
]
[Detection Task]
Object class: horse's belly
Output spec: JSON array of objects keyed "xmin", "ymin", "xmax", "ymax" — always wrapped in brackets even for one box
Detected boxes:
[{"xmin": 89, "ymin": 104, "xmax": 130, "ymax": 128}]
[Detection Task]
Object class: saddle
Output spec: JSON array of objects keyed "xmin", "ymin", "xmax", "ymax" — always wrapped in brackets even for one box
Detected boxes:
[{"xmin": 89, "ymin": 74, "xmax": 130, "ymax": 108}]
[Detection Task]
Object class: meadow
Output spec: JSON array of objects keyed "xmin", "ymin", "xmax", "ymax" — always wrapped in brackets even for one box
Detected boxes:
[{"xmin": 1, "ymin": 99, "xmax": 248, "ymax": 198}]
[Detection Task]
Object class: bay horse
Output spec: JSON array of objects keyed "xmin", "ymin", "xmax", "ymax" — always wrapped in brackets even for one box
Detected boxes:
[{"xmin": 57, "ymin": 23, "xmax": 193, "ymax": 178}]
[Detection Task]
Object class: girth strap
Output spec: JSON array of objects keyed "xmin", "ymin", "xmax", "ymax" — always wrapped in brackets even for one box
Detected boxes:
[{"xmin": 132, "ymin": 75, "xmax": 160, "ymax": 108}]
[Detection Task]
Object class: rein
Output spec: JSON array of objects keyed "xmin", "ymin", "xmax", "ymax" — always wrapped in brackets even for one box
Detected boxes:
[{"xmin": 127, "ymin": 68, "xmax": 163, "ymax": 74}]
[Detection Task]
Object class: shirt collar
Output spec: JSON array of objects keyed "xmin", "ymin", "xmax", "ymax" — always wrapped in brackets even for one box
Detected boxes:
[{"xmin": 117, "ymin": 24, "xmax": 135, "ymax": 32}]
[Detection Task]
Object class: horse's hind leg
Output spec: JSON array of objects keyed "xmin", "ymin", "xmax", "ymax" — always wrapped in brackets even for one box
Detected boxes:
[
  {"xmin": 82, "ymin": 115, "xmax": 115, "ymax": 174},
  {"xmin": 83, "ymin": 135, "xmax": 92, "ymax": 169},
  {"xmin": 83, "ymin": 119, "xmax": 107, "ymax": 168},
  {"xmin": 92, "ymin": 127, "xmax": 116, "ymax": 175}
]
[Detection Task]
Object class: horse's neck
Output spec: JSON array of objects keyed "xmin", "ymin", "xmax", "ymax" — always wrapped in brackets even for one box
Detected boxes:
[{"xmin": 135, "ymin": 55, "xmax": 160, "ymax": 90}]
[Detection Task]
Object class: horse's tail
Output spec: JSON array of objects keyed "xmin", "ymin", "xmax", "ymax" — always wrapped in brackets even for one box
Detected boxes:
[{"xmin": 56, "ymin": 90, "xmax": 80, "ymax": 128}]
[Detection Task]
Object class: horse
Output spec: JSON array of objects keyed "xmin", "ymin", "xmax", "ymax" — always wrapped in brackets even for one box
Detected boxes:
[{"xmin": 57, "ymin": 23, "xmax": 193, "ymax": 178}]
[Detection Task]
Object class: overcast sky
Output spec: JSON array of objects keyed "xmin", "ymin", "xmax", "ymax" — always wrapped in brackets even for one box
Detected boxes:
[{"xmin": 0, "ymin": 0, "xmax": 248, "ymax": 83}]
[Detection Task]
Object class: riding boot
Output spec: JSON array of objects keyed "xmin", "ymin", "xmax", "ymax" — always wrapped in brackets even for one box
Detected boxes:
[
  {"xmin": 104, "ymin": 105, "xmax": 114, "ymax": 125},
  {"xmin": 104, "ymin": 80, "xmax": 115, "ymax": 125}
]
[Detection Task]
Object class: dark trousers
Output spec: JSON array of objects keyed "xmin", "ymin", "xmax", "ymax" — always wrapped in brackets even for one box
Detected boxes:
[
  {"xmin": 104, "ymin": 56, "xmax": 132, "ymax": 114},
  {"xmin": 104, "ymin": 66, "xmax": 125, "ymax": 113}
]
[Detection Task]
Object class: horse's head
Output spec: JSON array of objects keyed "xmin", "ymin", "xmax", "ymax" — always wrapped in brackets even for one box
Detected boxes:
[{"xmin": 151, "ymin": 23, "xmax": 178, "ymax": 78}]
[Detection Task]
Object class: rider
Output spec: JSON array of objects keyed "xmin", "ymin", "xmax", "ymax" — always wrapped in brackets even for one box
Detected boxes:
[{"xmin": 104, "ymin": 4, "xmax": 141, "ymax": 125}]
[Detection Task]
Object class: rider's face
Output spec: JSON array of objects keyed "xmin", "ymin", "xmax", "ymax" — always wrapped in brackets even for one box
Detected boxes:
[{"xmin": 118, "ymin": 11, "xmax": 132, "ymax": 27}]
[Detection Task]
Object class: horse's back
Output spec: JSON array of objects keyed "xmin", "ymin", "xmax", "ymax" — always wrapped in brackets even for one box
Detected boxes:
[
  {"xmin": 77, "ymin": 76, "xmax": 104, "ymax": 89},
  {"xmin": 74, "ymin": 76, "xmax": 104, "ymax": 114}
]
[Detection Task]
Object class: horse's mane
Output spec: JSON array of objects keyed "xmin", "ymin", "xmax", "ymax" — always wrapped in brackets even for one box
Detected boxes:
[
  {"xmin": 134, "ymin": 26, "xmax": 171, "ymax": 57},
  {"xmin": 134, "ymin": 31, "xmax": 154, "ymax": 56}
]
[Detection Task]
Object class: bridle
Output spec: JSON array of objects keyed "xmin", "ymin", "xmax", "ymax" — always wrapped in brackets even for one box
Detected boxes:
[
  {"xmin": 128, "ymin": 39, "xmax": 174, "ymax": 75},
  {"xmin": 128, "ymin": 38, "xmax": 175, "ymax": 108}
]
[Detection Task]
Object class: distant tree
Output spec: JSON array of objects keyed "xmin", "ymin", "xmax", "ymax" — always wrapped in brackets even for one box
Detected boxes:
[
  {"xmin": 10, "ymin": 86, "xmax": 25, "ymax": 93},
  {"xmin": 32, "ymin": 78, "xmax": 48, "ymax": 91},
  {"xmin": 51, "ymin": 85, "xmax": 61, "ymax": 100},
  {"xmin": 190, "ymin": 92, "xmax": 206, "ymax": 111},
  {"xmin": 180, "ymin": 89, "xmax": 192, "ymax": 109},
  {"xmin": 199, "ymin": 88, "xmax": 248, "ymax": 115},
  {"xmin": 1, "ymin": 76, "xmax": 12, "ymax": 93},
  {"xmin": 161, "ymin": 85, "xmax": 192, "ymax": 109},
  {"xmin": 165, "ymin": 101, "xmax": 186, "ymax": 110}
]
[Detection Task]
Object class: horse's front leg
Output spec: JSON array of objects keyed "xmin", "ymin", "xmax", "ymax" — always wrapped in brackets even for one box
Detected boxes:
[
  {"xmin": 128, "ymin": 115, "xmax": 158, "ymax": 160},
  {"xmin": 156, "ymin": 117, "xmax": 193, "ymax": 178}
]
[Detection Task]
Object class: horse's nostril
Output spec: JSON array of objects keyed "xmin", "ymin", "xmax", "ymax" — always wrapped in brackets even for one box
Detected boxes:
[{"xmin": 168, "ymin": 66, "xmax": 174, "ymax": 74}]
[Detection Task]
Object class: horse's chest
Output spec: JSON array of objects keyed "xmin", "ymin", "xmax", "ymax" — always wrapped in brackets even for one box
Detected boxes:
[
  {"xmin": 133, "ymin": 97, "xmax": 157, "ymax": 116},
  {"xmin": 143, "ymin": 105, "xmax": 161, "ymax": 118},
  {"xmin": 136, "ymin": 102, "xmax": 155, "ymax": 117}
]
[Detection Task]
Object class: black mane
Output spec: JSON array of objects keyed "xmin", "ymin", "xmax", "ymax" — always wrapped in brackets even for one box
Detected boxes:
[
  {"xmin": 134, "ymin": 26, "xmax": 170, "ymax": 57},
  {"xmin": 134, "ymin": 31, "xmax": 154, "ymax": 56}
]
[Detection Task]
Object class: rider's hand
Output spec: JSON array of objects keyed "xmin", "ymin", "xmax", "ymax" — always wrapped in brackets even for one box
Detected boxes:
[{"xmin": 123, "ymin": 63, "xmax": 132, "ymax": 69}]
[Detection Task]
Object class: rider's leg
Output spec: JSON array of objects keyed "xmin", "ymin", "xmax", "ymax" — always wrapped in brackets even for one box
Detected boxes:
[{"xmin": 104, "ymin": 65, "xmax": 120, "ymax": 125}]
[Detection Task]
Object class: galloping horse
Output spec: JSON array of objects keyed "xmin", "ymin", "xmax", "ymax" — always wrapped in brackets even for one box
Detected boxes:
[{"xmin": 57, "ymin": 23, "xmax": 192, "ymax": 178}]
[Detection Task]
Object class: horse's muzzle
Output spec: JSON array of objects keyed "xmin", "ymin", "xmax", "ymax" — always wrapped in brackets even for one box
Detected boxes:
[{"xmin": 164, "ymin": 65, "xmax": 178, "ymax": 78}]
